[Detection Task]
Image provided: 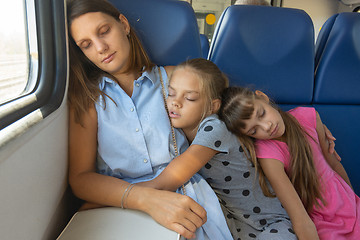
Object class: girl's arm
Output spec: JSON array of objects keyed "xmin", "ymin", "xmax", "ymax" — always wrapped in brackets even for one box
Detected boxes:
[
  {"xmin": 259, "ymin": 158, "xmax": 319, "ymax": 240},
  {"xmin": 315, "ymin": 111, "xmax": 352, "ymax": 188},
  {"xmin": 137, "ymin": 145, "xmax": 218, "ymax": 191},
  {"xmin": 68, "ymin": 105, "xmax": 206, "ymax": 239}
]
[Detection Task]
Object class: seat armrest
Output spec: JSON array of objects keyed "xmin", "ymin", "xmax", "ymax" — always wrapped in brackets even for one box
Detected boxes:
[{"xmin": 57, "ymin": 207, "xmax": 179, "ymax": 240}]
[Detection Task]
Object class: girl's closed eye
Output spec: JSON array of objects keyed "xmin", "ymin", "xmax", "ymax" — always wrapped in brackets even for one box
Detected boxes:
[{"xmin": 259, "ymin": 108, "xmax": 265, "ymax": 118}]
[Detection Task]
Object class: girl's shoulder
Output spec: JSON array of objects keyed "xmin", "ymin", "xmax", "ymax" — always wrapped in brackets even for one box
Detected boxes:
[
  {"xmin": 288, "ymin": 106, "xmax": 316, "ymax": 128},
  {"xmin": 198, "ymin": 115, "xmax": 228, "ymax": 133},
  {"xmin": 193, "ymin": 114, "xmax": 238, "ymax": 153}
]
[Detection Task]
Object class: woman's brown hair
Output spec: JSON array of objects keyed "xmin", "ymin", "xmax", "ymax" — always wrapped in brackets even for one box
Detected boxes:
[
  {"xmin": 219, "ymin": 86, "xmax": 325, "ymax": 212},
  {"xmin": 67, "ymin": 0, "xmax": 154, "ymax": 124}
]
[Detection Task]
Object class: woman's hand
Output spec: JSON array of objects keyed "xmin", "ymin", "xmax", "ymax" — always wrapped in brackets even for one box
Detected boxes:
[
  {"xmin": 128, "ymin": 186, "xmax": 207, "ymax": 239},
  {"xmin": 323, "ymin": 124, "xmax": 341, "ymax": 161}
]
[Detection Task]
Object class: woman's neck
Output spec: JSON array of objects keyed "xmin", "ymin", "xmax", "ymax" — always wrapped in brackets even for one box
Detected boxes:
[{"xmin": 113, "ymin": 71, "xmax": 141, "ymax": 97}]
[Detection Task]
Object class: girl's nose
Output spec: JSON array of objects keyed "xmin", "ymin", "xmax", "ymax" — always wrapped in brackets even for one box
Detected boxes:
[
  {"xmin": 172, "ymin": 100, "xmax": 181, "ymax": 108},
  {"xmin": 261, "ymin": 121, "xmax": 272, "ymax": 132}
]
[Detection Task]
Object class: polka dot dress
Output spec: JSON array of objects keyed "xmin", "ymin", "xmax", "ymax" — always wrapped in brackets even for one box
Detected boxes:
[{"xmin": 194, "ymin": 115, "xmax": 297, "ymax": 240}]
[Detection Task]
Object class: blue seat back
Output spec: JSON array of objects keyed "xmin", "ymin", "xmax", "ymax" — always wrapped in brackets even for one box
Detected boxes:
[
  {"xmin": 209, "ymin": 5, "xmax": 314, "ymax": 105},
  {"xmin": 108, "ymin": 0, "xmax": 202, "ymax": 66},
  {"xmin": 314, "ymin": 13, "xmax": 360, "ymax": 104},
  {"xmin": 314, "ymin": 13, "xmax": 339, "ymax": 69},
  {"xmin": 200, "ymin": 34, "xmax": 210, "ymax": 58},
  {"xmin": 313, "ymin": 12, "xmax": 360, "ymax": 195}
]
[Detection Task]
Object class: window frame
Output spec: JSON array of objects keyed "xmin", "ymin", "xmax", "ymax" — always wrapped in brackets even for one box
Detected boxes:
[{"xmin": 0, "ymin": 0, "xmax": 67, "ymax": 131}]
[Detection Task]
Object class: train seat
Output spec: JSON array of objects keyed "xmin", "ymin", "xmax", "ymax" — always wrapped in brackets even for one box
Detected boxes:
[
  {"xmin": 313, "ymin": 12, "xmax": 360, "ymax": 195},
  {"xmin": 200, "ymin": 33, "xmax": 210, "ymax": 58},
  {"xmin": 314, "ymin": 13, "xmax": 339, "ymax": 70},
  {"xmin": 209, "ymin": 5, "xmax": 315, "ymax": 106},
  {"xmin": 58, "ymin": 0, "xmax": 202, "ymax": 239},
  {"xmin": 109, "ymin": 0, "xmax": 202, "ymax": 66}
]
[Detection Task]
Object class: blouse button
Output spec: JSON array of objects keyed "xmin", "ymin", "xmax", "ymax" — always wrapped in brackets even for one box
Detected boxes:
[
  {"xmin": 143, "ymin": 159, "xmax": 148, "ymax": 163},
  {"xmin": 135, "ymin": 128, "xmax": 139, "ymax": 132},
  {"xmin": 130, "ymin": 107, "xmax": 134, "ymax": 112},
  {"xmin": 135, "ymin": 83, "xmax": 140, "ymax": 87}
]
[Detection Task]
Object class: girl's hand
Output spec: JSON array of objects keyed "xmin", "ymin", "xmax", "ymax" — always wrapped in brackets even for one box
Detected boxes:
[
  {"xmin": 323, "ymin": 124, "xmax": 341, "ymax": 161},
  {"xmin": 128, "ymin": 186, "xmax": 207, "ymax": 239},
  {"xmin": 293, "ymin": 220, "xmax": 319, "ymax": 240}
]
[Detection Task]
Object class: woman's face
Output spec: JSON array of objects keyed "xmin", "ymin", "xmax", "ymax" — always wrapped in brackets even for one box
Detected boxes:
[{"xmin": 70, "ymin": 12, "xmax": 131, "ymax": 75}]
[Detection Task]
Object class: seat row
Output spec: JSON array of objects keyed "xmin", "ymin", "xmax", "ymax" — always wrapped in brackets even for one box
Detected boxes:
[
  {"xmin": 108, "ymin": 0, "xmax": 359, "ymax": 195},
  {"xmin": 206, "ymin": 5, "xmax": 360, "ymax": 195}
]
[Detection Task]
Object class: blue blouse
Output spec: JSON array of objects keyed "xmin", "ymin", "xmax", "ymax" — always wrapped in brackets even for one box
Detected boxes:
[{"xmin": 95, "ymin": 66, "xmax": 188, "ymax": 183}]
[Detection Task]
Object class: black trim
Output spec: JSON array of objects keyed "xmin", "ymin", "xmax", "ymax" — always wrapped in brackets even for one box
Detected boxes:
[{"xmin": 0, "ymin": 0, "xmax": 67, "ymax": 130}]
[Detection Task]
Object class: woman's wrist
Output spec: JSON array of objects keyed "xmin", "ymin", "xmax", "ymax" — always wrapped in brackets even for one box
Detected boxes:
[{"xmin": 125, "ymin": 185, "xmax": 152, "ymax": 212}]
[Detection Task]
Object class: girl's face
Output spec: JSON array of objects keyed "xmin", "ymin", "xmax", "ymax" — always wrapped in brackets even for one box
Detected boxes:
[
  {"xmin": 239, "ymin": 97, "xmax": 285, "ymax": 140},
  {"xmin": 70, "ymin": 12, "xmax": 131, "ymax": 75},
  {"xmin": 167, "ymin": 67, "xmax": 207, "ymax": 135}
]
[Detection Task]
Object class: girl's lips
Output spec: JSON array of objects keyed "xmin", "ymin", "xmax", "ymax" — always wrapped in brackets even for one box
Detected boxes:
[
  {"xmin": 169, "ymin": 111, "xmax": 180, "ymax": 118},
  {"xmin": 270, "ymin": 124, "xmax": 278, "ymax": 137},
  {"xmin": 102, "ymin": 52, "xmax": 115, "ymax": 63}
]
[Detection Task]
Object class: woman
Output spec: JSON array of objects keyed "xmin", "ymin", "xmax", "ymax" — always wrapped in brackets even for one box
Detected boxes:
[{"xmin": 66, "ymin": 0, "xmax": 232, "ymax": 239}]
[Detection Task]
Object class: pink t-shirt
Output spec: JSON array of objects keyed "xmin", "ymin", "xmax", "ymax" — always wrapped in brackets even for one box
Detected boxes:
[{"xmin": 255, "ymin": 107, "xmax": 360, "ymax": 240}]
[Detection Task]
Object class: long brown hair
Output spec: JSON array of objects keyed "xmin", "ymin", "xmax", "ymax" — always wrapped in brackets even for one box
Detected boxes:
[
  {"xmin": 219, "ymin": 86, "xmax": 325, "ymax": 212},
  {"xmin": 67, "ymin": 0, "xmax": 154, "ymax": 124}
]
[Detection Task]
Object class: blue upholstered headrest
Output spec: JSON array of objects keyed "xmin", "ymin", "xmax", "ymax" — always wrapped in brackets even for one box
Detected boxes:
[
  {"xmin": 314, "ymin": 13, "xmax": 339, "ymax": 69},
  {"xmin": 200, "ymin": 34, "xmax": 210, "ymax": 59},
  {"xmin": 209, "ymin": 5, "xmax": 315, "ymax": 104},
  {"xmin": 314, "ymin": 12, "xmax": 360, "ymax": 104},
  {"xmin": 108, "ymin": 0, "xmax": 202, "ymax": 66}
]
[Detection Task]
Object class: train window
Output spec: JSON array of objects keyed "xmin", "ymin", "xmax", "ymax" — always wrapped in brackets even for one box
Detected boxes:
[
  {"xmin": 0, "ymin": 0, "xmax": 67, "ymax": 134},
  {"xmin": 354, "ymin": 6, "xmax": 360, "ymax": 12},
  {"xmin": 182, "ymin": 0, "xmax": 232, "ymax": 42},
  {"xmin": 0, "ymin": 0, "xmax": 31, "ymax": 105},
  {"xmin": 183, "ymin": 0, "xmax": 281, "ymax": 42}
]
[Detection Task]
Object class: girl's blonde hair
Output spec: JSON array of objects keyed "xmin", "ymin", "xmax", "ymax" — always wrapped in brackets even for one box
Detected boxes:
[
  {"xmin": 219, "ymin": 86, "xmax": 325, "ymax": 212},
  {"xmin": 67, "ymin": 0, "xmax": 155, "ymax": 125},
  {"xmin": 173, "ymin": 58, "xmax": 229, "ymax": 123}
]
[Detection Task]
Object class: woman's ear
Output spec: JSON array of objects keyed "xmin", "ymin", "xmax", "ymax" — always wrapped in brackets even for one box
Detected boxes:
[
  {"xmin": 255, "ymin": 90, "xmax": 270, "ymax": 103},
  {"xmin": 119, "ymin": 14, "xmax": 130, "ymax": 35},
  {"xmin": 211, "ymin": 99, "xmax": 221, "ymax": 114}
]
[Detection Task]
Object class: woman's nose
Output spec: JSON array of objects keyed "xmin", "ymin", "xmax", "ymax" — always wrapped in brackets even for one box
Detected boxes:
[{"xmin": 94, "ymin": 39, "xmax": 108, "ymax": 53}]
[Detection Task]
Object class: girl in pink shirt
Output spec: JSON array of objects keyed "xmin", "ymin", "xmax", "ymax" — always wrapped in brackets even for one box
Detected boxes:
[{"xmin": 219, "ymin": 86, "xmax": 360, "ymax": 240}]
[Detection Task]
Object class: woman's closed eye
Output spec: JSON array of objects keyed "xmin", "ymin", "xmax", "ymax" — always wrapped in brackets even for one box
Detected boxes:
[
  {"xmin": 79, "ymin": 41, "xmax": 91, "ymax": 50},
  {"xmin": 99, "ymin": 26, "xmax": 110, "ymax": 36}
]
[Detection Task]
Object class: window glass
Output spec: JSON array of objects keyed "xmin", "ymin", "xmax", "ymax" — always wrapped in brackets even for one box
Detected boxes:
[
  {"xmin": 0, "ymin": 0, "xmax": 32, "ymax": 105},
  {"xmin": 182, "ymin": 0, "xmax": 232, "ymax": 42},
  {"xmin": 182, "ymin": 0, "xmax": 280, "ymax": 42}
]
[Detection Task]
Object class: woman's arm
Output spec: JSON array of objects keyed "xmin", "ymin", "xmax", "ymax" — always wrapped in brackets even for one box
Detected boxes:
[
  {"xmin": 68, "ymin": 105, "xmax": 206, "ymax": 239},
  {"xmin": 138, "ymin": 145, "xmax": 218, "ymax": 191},
  {"xmin": 315, "ymin": 111, "xmax": 352, "ymax": 188},
  {"xmin": 259, "ymin": 158, "xmax": 319, "ymax": 240}
]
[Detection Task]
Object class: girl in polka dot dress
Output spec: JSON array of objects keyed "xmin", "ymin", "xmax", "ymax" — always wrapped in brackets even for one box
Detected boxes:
[
  {"xmin": 138, "ymin": 58, "xmax": 298, "ymax": 240},
  {"xmin": 219, "ymin": 86, "xmax": 360, "ymax": 240}
]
